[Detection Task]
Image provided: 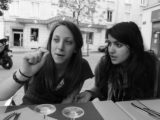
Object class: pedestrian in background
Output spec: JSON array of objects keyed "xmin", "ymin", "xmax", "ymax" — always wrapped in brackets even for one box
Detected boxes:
[
  {"xmin": 76, "ymin": 21, "xmax": 160, "ymax": 102},
  {"xmin": 0, "ymin": 20, "xmax": 94, "ymax": 105}
]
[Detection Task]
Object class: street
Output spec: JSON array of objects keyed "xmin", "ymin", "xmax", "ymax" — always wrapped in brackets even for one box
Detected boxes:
[{"xmin": 0, "ymin": 51, "xmax": 104, "ymax": 105}]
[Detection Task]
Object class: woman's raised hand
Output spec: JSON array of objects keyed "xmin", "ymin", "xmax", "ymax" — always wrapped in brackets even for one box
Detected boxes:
[{"xmin": 19, "ymin": 47, "xmax": 49, "ymax": 77}]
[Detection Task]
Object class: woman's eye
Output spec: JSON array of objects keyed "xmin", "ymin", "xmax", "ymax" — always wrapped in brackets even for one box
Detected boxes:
[
  {"xmin": 65, "ymin": 40, "xmax": 72, "ymax": 45},
  {"xmin": 115, "ymin": 43, "xmax": 123, "ymax": 48},
  {"xmin": 53, "ymin": 38, "xmax": 59, "ymax": 42}
]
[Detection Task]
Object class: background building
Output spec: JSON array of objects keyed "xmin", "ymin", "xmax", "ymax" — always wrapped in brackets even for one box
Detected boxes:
[
  {"xmin": 0, "ymin": 0, "xmax": 147, "ymax": 52},
  {"xmin": 141, "ymin": 0, "xmax": 160, "ymax": 57}
]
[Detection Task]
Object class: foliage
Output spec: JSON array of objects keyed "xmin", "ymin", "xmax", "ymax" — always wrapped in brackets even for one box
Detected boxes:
[
  {"xmin": 59, "ymin": 0, "xmax": 96, "ymax": 24},
  {"xmin": 0, "ymin": 0, "xmax": 11, "ymax": 16}
]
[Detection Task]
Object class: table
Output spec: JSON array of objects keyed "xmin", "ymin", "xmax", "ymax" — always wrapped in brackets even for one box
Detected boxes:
[
  {"xmin": 93, "ymin": 100, "xmax": 132, "ymax": 120},
  {"xmin": 0, "ymin": 100, "xmax": 132, "ymax": 120},
  {"xmin": 116, "ymin": 99, "xmax": 160, "ymax": 120}
]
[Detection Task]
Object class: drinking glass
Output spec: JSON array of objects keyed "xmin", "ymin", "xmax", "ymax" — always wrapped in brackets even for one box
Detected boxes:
[
  {"xmin": 62, "ymin": 106, "xmax": 84, "ymax": 120},
  {"xmin": 34, "ymin": 104, "xmax": 56, "ymax": 119}
]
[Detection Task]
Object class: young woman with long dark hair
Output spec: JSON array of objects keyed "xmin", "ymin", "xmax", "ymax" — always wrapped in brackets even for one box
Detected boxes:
[
  {"xmin": 77, "ymin": 21, "xmax": 160, "ymax": 102},
  {"xmin": 0, "ymin": 20, "xmax": 94, "ymax": 105}
]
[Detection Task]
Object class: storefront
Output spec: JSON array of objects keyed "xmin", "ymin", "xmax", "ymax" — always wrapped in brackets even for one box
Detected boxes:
[
  {"xmin": 151, "ymin": 9, "xmax": 160, "ymax": 57},
  {"xmin": 3, "ymin": 16, "xmax": 107, "ymax": 52}
]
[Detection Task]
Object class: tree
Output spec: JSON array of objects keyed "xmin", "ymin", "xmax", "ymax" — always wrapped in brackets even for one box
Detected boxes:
[
  {"xmin": 0, "ymin": 0, "xmax": 11, "ymax": 16},
  {"xmin": 59, "ymin": 0, "xmax": 96, "ymax": 24}
]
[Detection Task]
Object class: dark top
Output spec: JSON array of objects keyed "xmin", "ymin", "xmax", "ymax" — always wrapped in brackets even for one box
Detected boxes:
[
  {"xmin": 0, "ymin": 45, "xmax": 8, "ymax": 57},
  {"xmin": 22, "ymin": 58, "xmax": 94, "ymax": 105},
  {"xmin": 91, "ymin": 56, "xmax": 160, "ymax": 102}
]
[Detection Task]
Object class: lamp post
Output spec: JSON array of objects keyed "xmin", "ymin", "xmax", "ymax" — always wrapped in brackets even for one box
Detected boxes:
[{"xmin": 86, "ymin": 24, "xmax": 92, "ymax": 56}]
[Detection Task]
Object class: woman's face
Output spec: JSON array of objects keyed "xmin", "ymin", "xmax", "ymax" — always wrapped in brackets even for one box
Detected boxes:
[
  {"xmin": 107, "ymin": 34, "xmax": 130, "ymax": 65},
  {"xmin": 51, "ymin": 25, "xmax": 76, "ymax": 65}
]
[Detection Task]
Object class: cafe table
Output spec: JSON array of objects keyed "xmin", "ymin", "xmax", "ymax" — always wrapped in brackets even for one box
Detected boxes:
[
  {"xmin": 116, "ymin": 99, "xmax": 160, "ymax": 120},
  {"xmin": 0, "ymin": 100, "xmax": 132, "ymax": 120}
]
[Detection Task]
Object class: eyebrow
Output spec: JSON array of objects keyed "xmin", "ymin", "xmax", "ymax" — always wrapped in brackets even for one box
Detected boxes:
[
  {"xmin": 53, "ymin": 35, "xmax": 73, "ymax": 39},
  {"xmin": 106, "ymin": 39, "xmax": 122, "ymax": 43},
  {"xmin": 53, "ymin": 35, "xmax": 59, "ymax": 38},
  {"xmin": 106, "ymin": 39, "xmax": 118, "ymax": 43},
  {"xmin": 114, "ymin": 41, "xmax": 122, "ymax": 44}
]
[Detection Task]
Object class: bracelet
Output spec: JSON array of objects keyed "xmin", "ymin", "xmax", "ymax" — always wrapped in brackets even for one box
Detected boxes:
[
  {"xmin": 13, "ymin": 71, "xmax": 28, "ymax": 85},
  {"xmin": 19, "ymin": 69, "xmax": 32, "ymax": 79}
]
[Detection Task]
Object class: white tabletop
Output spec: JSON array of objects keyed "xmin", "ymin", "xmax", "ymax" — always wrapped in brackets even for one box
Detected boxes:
[
  {"xmin": 93, "ymin": 100, "xmax": 132, "ymax": 120},
  {"xmin": 116, "ymin": 99, "xmax": 160, "ymax": 120}
]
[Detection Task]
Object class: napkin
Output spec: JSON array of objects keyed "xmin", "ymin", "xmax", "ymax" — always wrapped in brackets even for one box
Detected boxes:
[{"xmin": 0, "ymin": 107, "xmax": 57, "ymax": 120}]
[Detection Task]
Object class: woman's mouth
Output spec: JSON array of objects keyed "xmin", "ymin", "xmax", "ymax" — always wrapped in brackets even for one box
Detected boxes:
[
  {"xmin": 56, "ymin": 53, "xmax": 65, "ymax": 57},
  {"xmin": 110, "ymin": 55, "xmax": 117, "ymax": 60}
]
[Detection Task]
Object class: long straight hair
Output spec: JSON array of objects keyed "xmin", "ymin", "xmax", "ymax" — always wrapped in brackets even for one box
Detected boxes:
[
  {"xmin": 99, "ymin": 22, "xmax": 158, "ymax": 100},
  {"xmin": 34, "ymin": 20, "xmax": 83, "ymax": 96}
]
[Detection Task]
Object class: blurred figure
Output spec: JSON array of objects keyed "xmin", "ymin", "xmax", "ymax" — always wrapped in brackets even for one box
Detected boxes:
[
  {"xmin": 0, "ymin": 38, "xmax": 7, "ymax": 53},
  {"xmin": 0, "ymin": 38, "xmax": 13, "ymax": 69}
]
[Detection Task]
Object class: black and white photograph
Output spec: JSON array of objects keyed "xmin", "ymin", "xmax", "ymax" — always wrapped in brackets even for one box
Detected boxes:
[{"xmin": 0, "ymin": 0, "xmax": 160, "ymax": 120}]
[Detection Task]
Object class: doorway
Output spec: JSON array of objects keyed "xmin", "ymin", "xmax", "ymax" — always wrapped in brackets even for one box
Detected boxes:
[{"xmin": 13, "ymin": 29, "xmax": 23, "ymax": 47}]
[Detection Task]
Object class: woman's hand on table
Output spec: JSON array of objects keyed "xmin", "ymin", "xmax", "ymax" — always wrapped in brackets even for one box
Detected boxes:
[{"xmin": 75, "ymin": 91, "xmax": 92, "ymax": 103}]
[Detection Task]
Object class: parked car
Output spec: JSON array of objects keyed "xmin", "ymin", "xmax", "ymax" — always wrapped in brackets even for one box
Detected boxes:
[{"xmin": 98, "ymin": 45, "xmax": 107, "ymax": 52}]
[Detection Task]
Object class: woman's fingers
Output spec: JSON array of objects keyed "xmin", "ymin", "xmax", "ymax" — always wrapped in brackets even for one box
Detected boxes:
[
  {"xmin": 24, "ymin": 48, "xmax": 49, "ymax": 65},
  {"xmin": 20, "ymin": 47, "xmax": 49, "ymax": 77},
  {"xmin": 75, "ymin": 92, "xmax": 92, "ymax": 103},
  {"xmin": 38, "ymin": 48, "xmax": 49, "ymax": 66}
]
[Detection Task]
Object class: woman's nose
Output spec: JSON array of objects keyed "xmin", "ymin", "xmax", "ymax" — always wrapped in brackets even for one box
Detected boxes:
[
  {"xmin": 108, "ymin": 44, "xmax": 115, "ymax": 54},
  {"xmin": 58, "ymin": 41, "xmax": 64, "ymax": 50}
]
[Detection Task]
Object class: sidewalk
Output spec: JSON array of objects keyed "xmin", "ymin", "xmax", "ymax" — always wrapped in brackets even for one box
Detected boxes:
[{"xmin": 10, "ymin": 47, "xmax": 99, "ymax": 54}]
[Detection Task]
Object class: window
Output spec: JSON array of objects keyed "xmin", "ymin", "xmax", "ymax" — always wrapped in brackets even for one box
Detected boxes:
[
  {"xmin": 31, "ymin": 28, "xmax": 39, "ymax": 42},
  {"xmin": 59, "ymin": 0, "xmax": 66, "ymax": 7},
  {"xmin": 140, "ymin": 0, "xmax": 147, "ymax": 6},
  {"xmin": 106, "ymin": 10, "xmax": 113, "ymax": 22}
]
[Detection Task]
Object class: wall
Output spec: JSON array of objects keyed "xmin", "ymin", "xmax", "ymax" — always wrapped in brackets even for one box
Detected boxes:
[
  {"xmin": 23, "ymin": 24, "xmax": 49, "ymax": 48},
  {"xmin": 141, "ymin": 9, "xmax": 152, "ymax": 49},
  {"xmin": 148, "ymin": 0, "xmax": 160, "ymax": 6},
  {"xmin": 0, "ymin": 17, "xmax": 4, "ymax": 39},
  {"xmin": 4, "ymin": 21, "xmax": 24, "ymax": 46},
  {"xmin": 142, "ymin": 5, "xmax": 160, "ymax": 50}
]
